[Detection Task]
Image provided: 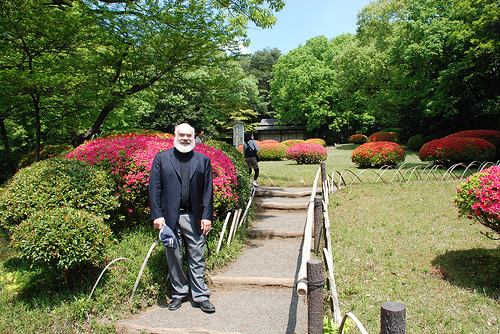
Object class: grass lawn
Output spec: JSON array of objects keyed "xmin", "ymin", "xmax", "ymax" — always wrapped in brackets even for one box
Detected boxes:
[{"xmin": 328, "ymin": 180, "xmax": 500, "ymax": 333}]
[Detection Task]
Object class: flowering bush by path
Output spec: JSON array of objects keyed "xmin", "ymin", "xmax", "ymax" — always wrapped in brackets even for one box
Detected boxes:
[
  {"xmin": 419, "ymin": 137, "xmax": 495, "ymax": 165},
  {"xmin": 455, "ymin": 165, "xmax": 500, "ymax": 235},
  {"xmin": 286, "ymin": 143, "xmax": 327, "ymax": 164},
  {"xmin": 65, "ymin": 132, "xmax": 238, "ymax": 224},
  {"xmin": 352, "ymin": 141, "xmax": 405, "ymax": 168},
  {"xmin": 368, "ymin": 132, "xmax": 399, "ymax": 143},
  {"xmin": 348, "ymin": 134, "xmax": 368, "ymax": 144},
  {"xmin": 260, "ymin": 140, "xmax": 280, "ymax": 145},
  {"xmin": 305, "ymin": 138, "xmax": 326, "ymax": 147},
  {"xmin": 281, "ymin": 139, "xmax": 305, "ymax": 147},
  {"xmin": 447, "ymin": 130, "xmax": 500, "ymax": 159},
  {"xmin": 257, "ymin": 142, "xmax": 287, "ymax": 161},
  {"xmin": 17, "ymin": 144, "xmax": 73, "ymax": 170}
]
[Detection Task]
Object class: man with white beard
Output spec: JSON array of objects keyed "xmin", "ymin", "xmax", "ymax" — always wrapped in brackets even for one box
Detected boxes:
[{"xmin": 148, "ymin": 123, "xmax": 215, "ymax": 313}]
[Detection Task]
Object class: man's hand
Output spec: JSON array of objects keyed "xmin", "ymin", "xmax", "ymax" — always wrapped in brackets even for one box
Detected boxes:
[
  {"xmin": 153, "ymin": 217, "xmax": 165, "ymax": 230},
  {"xmin": 200, "ymin": 219, "xmax": 212, "ymax": 235}
]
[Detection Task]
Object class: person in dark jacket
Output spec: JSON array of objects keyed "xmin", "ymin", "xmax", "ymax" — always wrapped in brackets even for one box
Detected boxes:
[
  {"xmin": 148, "ymin": 123, "xmax": 215, "ymax": 313},
  {"xmin": 243, "ymin": 132, "xmax": 260, "ymax": 187}
]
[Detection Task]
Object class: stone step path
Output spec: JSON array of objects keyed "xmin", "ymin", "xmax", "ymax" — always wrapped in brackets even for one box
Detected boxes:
[{"xmin": 115, "ymin": 187, "xmax": 312, "ymax": 334}]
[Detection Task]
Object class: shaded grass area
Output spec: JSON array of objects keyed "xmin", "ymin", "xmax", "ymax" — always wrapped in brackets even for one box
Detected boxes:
[
  {"xmin": 328, "ymin": 180, "xmax": 500, "ymax": 333},
  {"xmin": 0, "ymin": 225, "xmax": 246, "ymax": 332}
]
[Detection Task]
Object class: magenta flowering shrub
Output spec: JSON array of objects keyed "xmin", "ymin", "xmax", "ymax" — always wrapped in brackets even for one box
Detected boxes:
[
  {"xmin": 348, "ymin": 134, "xmax": 368, "ymax": 144},
  {"xmin": 257, "ymin": 143, "xmax": 287, "ymax": 161},
  {"xmin": 368, "ymin": 132, "xmax": 399, "ymax": 143},
  {"xmin": 286, "ymin": 143, "xmax": 328, "ymax": 164},
  {"xmin": 305, "ymin": 138, "xmax": 326, "ymax": 147},
  {"xmin": 455, "ymin": 165, "xmax": 500, "ymax": 235},
  {"xmin": 419, "ymin": 137, "xmax": 495, "ymax": 165},
  {"xmin": 281, "ymin": 139, "xmax": 305, "ymax": 147},
  {"xmin": 352, "ymin": 141, "xmax": 405, "ymax": 168},
  {"xmin": 65, "ymin": 132, "xmax": 238, "ymax": 223}
]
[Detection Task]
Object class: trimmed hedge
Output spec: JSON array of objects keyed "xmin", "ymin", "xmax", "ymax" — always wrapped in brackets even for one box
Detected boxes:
[
  {"xmin": 305, "ymin": 138, "xmax": 326, "ymax": 147},
  {"xmin": 286, "ymin": 143, "xmax": 328, "ymax": 164},
  {"xmin": 455, "ymin": 165, "xmax": 500, "ymax": 234},
  {"xmin": 352, "ymin": 141, "xmax": 405, "ymax": 168},
  {"xmin": 348, "ymin": 134, "xmax": 368, "ymax": 144},
  {"xmin": 281, "ymin": 139, "xmax": 305, "ymax": 147},
  {"xmin": 17, "ymin": 144, "xmax": 73, "ymax": 170},
  {"xmin": 0, "ymin": 158, "xmax": 120, "ymax": 230},
  {"xmin": 10, "ymin": 207, "xmax": 112, "ymax": 273},
  {"xmin": 406, "ymin": 134, "xmax": 426, "ymax": 151},
  {"xmin": 447, "ymin": 130, "xmax": 500, "ymax": 159},
  {"xmin": 368, "ymin": 132, "xmax": 399, "ymax": 144},
  {"xmin": 257, "ymin": 142, "xmax": 287, "ymax": 161},
  {"xmin": 419, "ymin": 137, "xmax": 495, "ymax": 165}
]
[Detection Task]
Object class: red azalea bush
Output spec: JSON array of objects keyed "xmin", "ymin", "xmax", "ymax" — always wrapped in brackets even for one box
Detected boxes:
[
  {"xmin": 257, "ymin": 142, "xmax": 287, "ymax": 161},
  {"xmin": 17, "ymin": 144, "xmax": 73, "ymax": 170},
  {"xmin": 65, "ymin": 132, "xmax": 238, "ymax": 224},
  {"xmin": 455, "ymin": 165, "xmax": 500, "ymax": 235},
  {"xmin": 419, "ymin": 137, "xmax": 496, "ymax": 165},
  {"xmin": 281, "ymin": 139, "xmax": 305, "ymax": 147},
  {"xmin": 306, "ymin": 138, "xmax": 326, "ymax": 147},
  {"xmin": 260, "ymin": 140, "xmax": 280, "ymax": 145},
  {"xmin": 352, "ymin": 141, "xmax": 405, "ymax": 168},
  {"xmin": 368, "ymin": 132, "xmax": 399, "ymax": 143},
  {"xmin": 286, "ymin": 143, "xmax": 328, "ymax": 164},
  {"xmin": 447, "ymin": 130, "xmax": 500, "ymax": 159},
  {"xmin": 348, "ymin": 134, "xmax": 368, "ymax": 144}
]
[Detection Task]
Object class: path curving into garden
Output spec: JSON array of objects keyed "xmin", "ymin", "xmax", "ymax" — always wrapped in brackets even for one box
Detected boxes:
[{"xmin": 114, "ymin": 187, "xmax": 311, "ymax": 334}]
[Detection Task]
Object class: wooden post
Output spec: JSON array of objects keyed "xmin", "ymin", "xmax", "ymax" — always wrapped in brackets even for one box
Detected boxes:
[
  {"xmin": 321, "ymin": 162, "xmax": 327, "ymax": 188},
  {"xmin": 307, "ymin": 259, "xmax": 323, "ymax": 334},
  {"xmin": 380, "ymin": 301, "xmax": 406, "ymax": 334},
  {"xmin": 313, "ymin": 195, "xmax": 323, "ymax": 253}
]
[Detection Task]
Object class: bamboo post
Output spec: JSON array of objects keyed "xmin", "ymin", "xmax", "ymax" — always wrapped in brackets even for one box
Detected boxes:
[
  {"xmin": 227, "ymin": 211, "xmax": 238, "ymax": 245},
  {"xmin": 307, "ymin": 259, "xmax": 324, "ymax": 334},
  {"xmin": 380, "ymin": 301, "xmax": 406, "ymax": 334},
  {"xmin": 296, "ymin": 167, "xmax": 321, "ymax": 297},
  {"xmin": 216, "ymin": 212, "xmax": 232, "ymax": 254},
  {"xmin": 313, "ymin": 195, "xmax": 323, "ymax": 253}
]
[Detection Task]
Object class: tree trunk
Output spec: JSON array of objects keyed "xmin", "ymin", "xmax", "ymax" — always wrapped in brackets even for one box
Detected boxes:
[{"xmin": 0, "ymin": 117, "xmax": 16, "ymax": 174}]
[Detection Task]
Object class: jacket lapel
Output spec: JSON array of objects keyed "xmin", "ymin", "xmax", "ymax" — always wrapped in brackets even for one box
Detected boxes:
[{"xmin": 168, "ymin": 150, "xmax": 181, "ymax": 178}]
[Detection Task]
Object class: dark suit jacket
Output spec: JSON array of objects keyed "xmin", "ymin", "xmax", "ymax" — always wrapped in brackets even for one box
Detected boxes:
[{"xmin": 149, "ymin": 148, "xmax": 214, "ymax": 235}]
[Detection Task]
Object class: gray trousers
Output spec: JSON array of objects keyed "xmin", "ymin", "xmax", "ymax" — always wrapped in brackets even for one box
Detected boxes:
[{"xmin": 164, "ymin": 212, "xmax": 210, "ymax": 303}]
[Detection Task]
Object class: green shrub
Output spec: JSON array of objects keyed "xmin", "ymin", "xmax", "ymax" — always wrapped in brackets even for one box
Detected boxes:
[
  {"xmin": 10, "ymin": 207, "xmax": 112, "ymax": 273},
  {"xmin": 0, "ymin": 158, "xmax": 120, "ymax": 230},
  {"xmin": 17, "ymin": 144, "xmax": 73, "ymax": 170},
  {"xmin": 406, "ymin": 134, "xmax": 426, "ymax": 151},
  {"xmin": 305, "ymin": 138, "xmax": 326, "ymax": 147},
  {"xmin": 419, "ymin": 137, "xmax": 495, "ymax": 165},
  {"xmin": 257, "ymin": 143, "xmax": 287, "ymax": 161},
  {"xmin": 368, "ymin": 132, "xmax": 399, "ymax": 143},
  {"xmin": 352, "ymin": 141, "xmax": 405, "ymax": 168},
  {"xmin": 348, "ymin": 134, "xmax": 368, "ymax": 144},
  {"xmin": 455, "ymin": 165, "xmax": 500, "ymax": 235},
  {"xmin": 286, "ymin": 143, "xmax": 328, "ymax": 164},
  {"xmin": 281, "ymin": 139, "xmax": 305, "ymax": 147}
]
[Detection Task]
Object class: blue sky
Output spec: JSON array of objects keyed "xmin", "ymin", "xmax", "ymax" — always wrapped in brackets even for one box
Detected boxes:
[{"xmin": 244, "ymin": 0, "xmax": 374, "ymax": 54}]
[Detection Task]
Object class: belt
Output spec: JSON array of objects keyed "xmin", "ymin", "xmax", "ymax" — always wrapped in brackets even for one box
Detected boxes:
[{"xmin": 179, "ymin": 208, "xmax": 192, "ymax": 213}]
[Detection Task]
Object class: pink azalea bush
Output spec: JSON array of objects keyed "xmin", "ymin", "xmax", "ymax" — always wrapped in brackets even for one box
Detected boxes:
[
  {"xmin": 305, "ymin": 138, "xmax": 326, "ymax": 147},
  {"xmin": 455, "ymin": 165, "xmax": 500, "ymax": 235},
  {"xmin": 260, "ymin": 140, "xmax": 280, "ymax": 145},
  {"xmin": 352, "ymin": 141, "xmax": 405, "ymax": 168},
  {"xmin": 286, "ymin": 143, "xmax": 328, "ymax": 164},
  {"xmin": 257, "ymin": 142, "xmax": 287, "ymax": 161},
  {"xmin": 348, "ymin": 134, "xmax": 368, "ymax": 144},
  {"xmin": 65, "ymin": 132, "xmax": 238, "ymax": 223},
  {"xmin": 419, "ymin": 137, "xmax": 495, "ymax": 165},
  {"xmin": 368, "ymin": 132, "xmax": 399, "ymax": 143}
]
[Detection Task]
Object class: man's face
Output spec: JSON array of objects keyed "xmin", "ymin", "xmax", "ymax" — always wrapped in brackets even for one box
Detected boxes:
[{"xmin": 174, "ymin": 124, "xmax": 195, "ymax": 153}]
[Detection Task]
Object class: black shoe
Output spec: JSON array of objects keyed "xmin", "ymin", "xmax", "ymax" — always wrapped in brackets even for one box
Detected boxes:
[
  {"xmin": 197, "ymin": 300, "xmax": 215, "ymax": 313},
  {"xmin": 168, "ymin": 298, "xmax": 185, "ymax": 311}
]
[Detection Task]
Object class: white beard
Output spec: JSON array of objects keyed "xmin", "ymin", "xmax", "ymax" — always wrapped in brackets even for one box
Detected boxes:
[{"xmin": 174, "ymin": 137, "xmax": 195, "ymax": 153}]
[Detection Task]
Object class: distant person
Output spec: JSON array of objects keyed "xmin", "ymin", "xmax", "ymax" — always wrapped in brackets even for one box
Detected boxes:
[
  {"xmin": 195, "ymin": 129, "xmax": 204, "ymax": 144},
  {"xmin": 148, "ymin": 123, "xmax": 215, "ymax": 313},
  {"xmin": 243, "ymin": 132, "xmax": 260, "ymax": 187}
]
